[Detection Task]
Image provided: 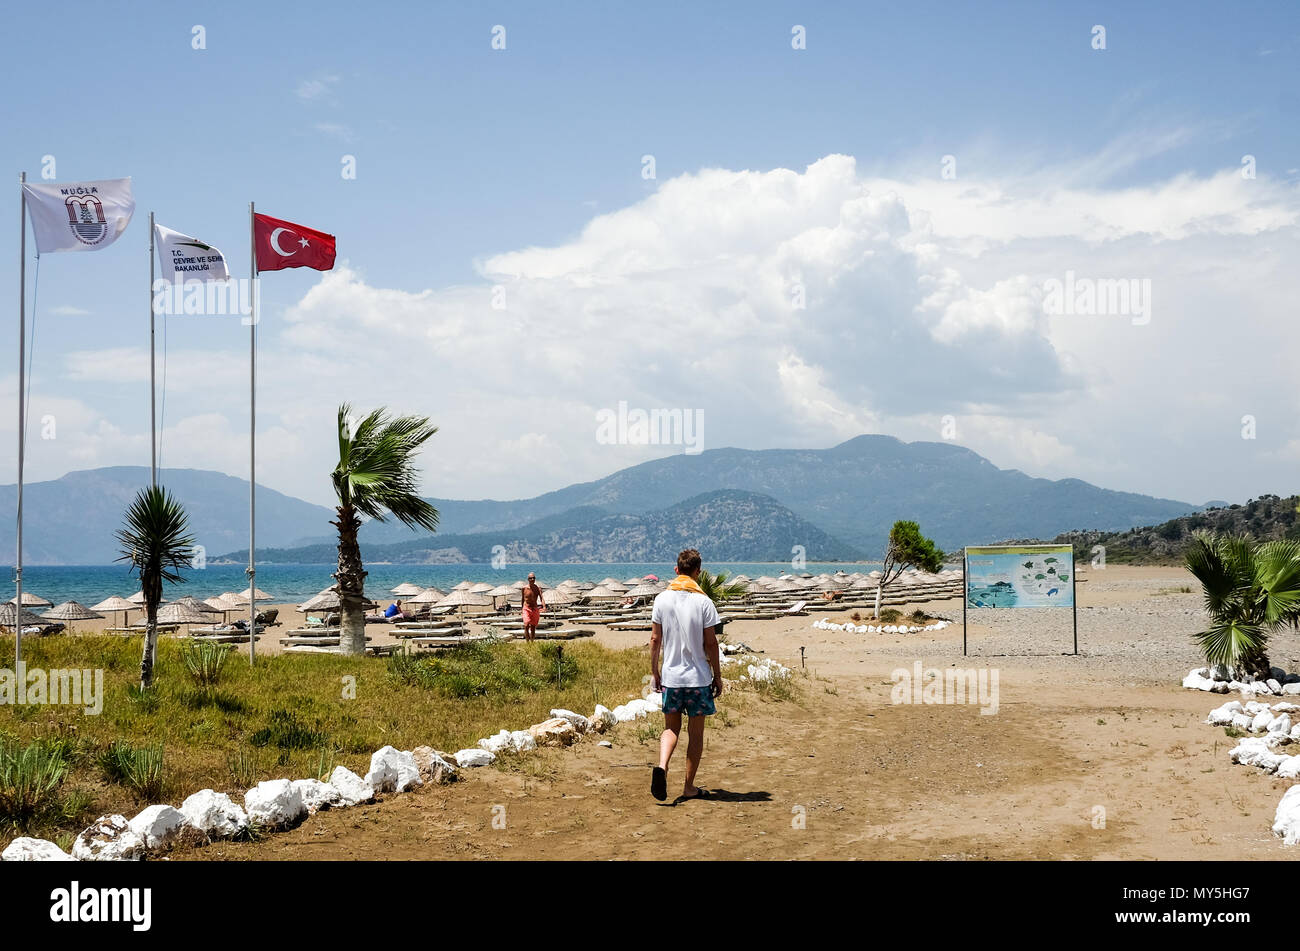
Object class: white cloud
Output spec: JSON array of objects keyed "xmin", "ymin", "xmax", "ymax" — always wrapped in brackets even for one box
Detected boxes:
[
  {"xmin": 8, "ymin": 150, "xmax": 1300, "ymax": 510},
  {"xmin": 296, "ymin": 75, "xmax": 339, "ymax": 101}
]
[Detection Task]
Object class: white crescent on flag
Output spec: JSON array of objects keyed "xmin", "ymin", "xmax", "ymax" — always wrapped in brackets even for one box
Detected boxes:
[{"xmin": 270, "ymin": 227, "xmax": 297, "ymax": 256}]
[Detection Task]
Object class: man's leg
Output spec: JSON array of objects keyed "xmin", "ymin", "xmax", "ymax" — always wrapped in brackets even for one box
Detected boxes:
[
  {"xmin": 653, "ymin": 711, "xmax": 681, "ymax": 801},
  {"xmin": 659, "ymin": 711, "xmax": 682, "ymax": 771},
  {"xmin": 682, "ymin": 714, "xmax": 706, "ymax": 796}
]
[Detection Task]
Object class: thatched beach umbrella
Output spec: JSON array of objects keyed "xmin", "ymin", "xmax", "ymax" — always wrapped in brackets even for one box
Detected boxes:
[
  {"xmin": 93, "ymin": 595, "xmax": 136, "ymax": 628},
  {"xmin": 543, "ymin": 587, "xmax": 577, "ymax": 606},
  {"xmin": 436, "ymin": 589, "xmax": 492, "ymax": 616},
  {"xmin": 624, "ymin": 581, "xmax": 663, "ymax": 599},
  {"xmin": 469, "ymin": 582, "xmax": 495, "ymax": 594},
  {"xmin": 128, "ymin": 590, "xmax": 147, "ymax": 605},
  {"xmin": 237, "ymin": 587, "xmax": 274, "ymax": 602},
  {"xmin": 9, "ymin": 591, "xmax": 53, "ymax": 608},
  {"xmin": 584, "ymin": 584, "xmax": 622, "ymax": 600},
  {"xmin": 452, "ymin": 580, "xmax": 474, "ymax": 591},
  {"xmin": 487, "ymin": 584, "xmax": 520, "ymax": 606},
  {"xmin": 157, "ymin": 600, "xmax": 218, "ymax": 632},
  {"xmin": 41, "ymin": 601, "xmax": 103, "ymax": 632},
  {"xmin": 391, "ymin": 582, "xmax": 424, "ymax": 596},
  {"xmin": 0, "ymin": 603, "xmax": 47, "ymax": 632},
  {"xmin": 406, "ymin": 587, "xmax": 446, "ymax": 605}
]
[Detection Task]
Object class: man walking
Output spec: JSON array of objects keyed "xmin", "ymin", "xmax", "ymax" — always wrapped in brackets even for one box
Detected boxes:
[
  {"xmin": 650, "ymin": 548, "xmax": 722, "ymax": 802},
  {"xmin": 521, "ymin": 573, "xmax": 546, "ymax": 642}
]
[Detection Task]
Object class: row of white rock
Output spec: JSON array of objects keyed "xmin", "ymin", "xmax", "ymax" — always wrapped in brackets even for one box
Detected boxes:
[
  {"xmin": 811, "ymin": 618, "xmax": 951, "ymax": 635},
  {"xmin": 0, "ymin": 694, "xmax": 665, "ymax": 862},
  {"xmin": 1186, "ymin": 669, "xmax": 1300, "ymax": 846},
  {"xmin": 1182, "ymin": 664, "xmax": 1300, "ymax": 696}
]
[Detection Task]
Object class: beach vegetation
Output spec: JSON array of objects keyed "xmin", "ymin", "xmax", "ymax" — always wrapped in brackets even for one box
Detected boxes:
[
  {"xmin": 874, "ymin": 520, "xmax": 944, "ymax": 618},
  {"xmin": 1184, "ymin": 533, "xmax": 1300, "ymax": 677},
  {"xmin": 0, "ymin": 633, "xmax": 647, "ymax": 847},
  {"xmin": 114, "ymin": 485, "xmax": 196, "ymax": 688},
  {"xmin": 331, "ymin": 404, "xmax": 440, "ymax": 655}
]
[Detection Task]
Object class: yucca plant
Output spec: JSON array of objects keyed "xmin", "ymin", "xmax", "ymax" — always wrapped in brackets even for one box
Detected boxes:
[
  {"xmin": 98, "ymin": 740, "xmax": 165, "ymax": 801},
  {"xmin": 114, "ymin": 485, "xmax": 196, "ymax": 688},
  {"xmin": 0, "ymin": 740, "xmax": 68, "ymax": 828},
  {"xmin": 180, "ymin": 639, "xmax": 231, "ymax": 690},
  {"xmin": 332, "ymin": 404, "xmax": 440, "ymax": 655},
  {"xmin": 1184, "ymin": 533, "xmax": 1300, "ymax": 678}
]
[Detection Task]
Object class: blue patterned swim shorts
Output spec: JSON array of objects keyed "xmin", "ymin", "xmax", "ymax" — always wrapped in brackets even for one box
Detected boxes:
[{"xmin": 661, "ymin": 685, "xmax": 716, "ymax": 717}]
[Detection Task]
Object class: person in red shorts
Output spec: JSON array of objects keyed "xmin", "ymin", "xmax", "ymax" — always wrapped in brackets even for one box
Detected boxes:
[{"xmin": 521, "ymin": 573, "xmax": 546, "ymax": 642}]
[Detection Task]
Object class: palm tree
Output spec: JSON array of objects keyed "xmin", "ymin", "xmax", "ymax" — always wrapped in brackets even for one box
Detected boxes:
[
  {"xmin": 698, "ymin": 569, "xmax": 749, "ymax": 604},
  {"xmin": 332, "ymin": 404, "xmax": 440, "ymax": 655},
  {"xmin": 1184, "ymin": 533, "xmax": 1300, "ymax": 678},
  {"xmin": 114, "ymin": 486, "xmax": 196, "ymax": 688}
]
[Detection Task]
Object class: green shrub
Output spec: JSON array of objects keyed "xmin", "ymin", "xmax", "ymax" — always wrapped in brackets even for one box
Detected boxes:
[
  {"xmin": 98, "ymin": 740, "xmax": 165, "ymax": 800},
  {"xmin": 249, "ymin": 708, "xmax": 328, "ymax": 752},
  {"xmin": 0, "ymin": 740, "xmax": 69, "ymax": 828},
  {"xmin": 180, "ymin": 640, "xmax": 231, "ymax": 690}
]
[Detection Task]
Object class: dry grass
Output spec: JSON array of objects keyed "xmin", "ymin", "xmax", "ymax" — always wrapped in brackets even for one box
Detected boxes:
[{"xmin": 0, "ymin": 633, "xmax": 647, "ymax": 846}]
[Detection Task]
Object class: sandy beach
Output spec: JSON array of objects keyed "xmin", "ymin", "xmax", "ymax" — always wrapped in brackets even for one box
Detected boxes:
[{"xmin": 163, "ymin": 564, "xmax": 1300, "ymax": 861}]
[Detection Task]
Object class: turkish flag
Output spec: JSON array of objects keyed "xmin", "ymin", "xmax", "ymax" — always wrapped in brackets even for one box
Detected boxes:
[{"xmin": 253, "ymin": 213, "xmax": 336, "ymax": 272}]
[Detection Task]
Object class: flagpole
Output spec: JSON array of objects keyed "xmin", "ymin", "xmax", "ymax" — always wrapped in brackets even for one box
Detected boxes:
[
  {"xmin": 248, "ymin": 201, "xmax": 256, "ymax": 664},
  {"xmin": 14, "ymin": 172, "xmax": 26, "ymax": 666},
  {"xmin": 148, "ymin": 211, "xmax": 156, "ymax": 487}
]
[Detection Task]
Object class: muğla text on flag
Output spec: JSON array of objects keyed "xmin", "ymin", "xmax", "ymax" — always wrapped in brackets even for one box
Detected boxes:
[
  {"xmin": 22, "ymin": 178, "xmax": 134, "ymax": 253},
  {"xmin": 154, "ymin": 223, "xmax": 230, "ymax": 282},
  {"xmin": 253, "ymin": 213, "xmax": 336, "ymax": 272}
]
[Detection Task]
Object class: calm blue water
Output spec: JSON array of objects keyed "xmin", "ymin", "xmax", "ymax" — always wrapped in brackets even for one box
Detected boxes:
[{"xmin": 4, "ymin": 562, "xmax": 875, "ymax": 607}]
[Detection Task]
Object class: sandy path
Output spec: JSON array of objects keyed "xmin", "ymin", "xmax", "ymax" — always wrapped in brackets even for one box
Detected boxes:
[{"xmin": 191, "ymin": 566, "xmax": 1300, "ymax": 860}]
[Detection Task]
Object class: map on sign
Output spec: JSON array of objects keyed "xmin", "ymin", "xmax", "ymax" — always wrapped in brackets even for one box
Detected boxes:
[{"xmin": 965, "ymin": 545, "xmax": 1074, "ymax": 609}]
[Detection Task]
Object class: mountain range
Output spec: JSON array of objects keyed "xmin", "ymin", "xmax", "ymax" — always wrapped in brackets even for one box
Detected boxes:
[{"xmin": 0, "ymin": 435, "xmax": 1207, "ymax": 565}]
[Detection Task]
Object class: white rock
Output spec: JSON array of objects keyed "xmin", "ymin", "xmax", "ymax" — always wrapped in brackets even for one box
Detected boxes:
[
  {"xmin": 643, "ymin": 692, "xmax": 663, "ymax": 712},
  {"xmin": 2, "ymin": 837, "xmax": 74, "ymax": 861},
  {"xmin": 1265, "ymin": 731, "xmax": 1292, "ymax": 750},
  {"xmin": 590, "ymin": 704, "xmax": 616, "ymax": 732},
  {"xmin": 454, "ymin": 748, "xmax": 495, "ymax": 768},
  {"xmin": 1271, "ymin": 714, "xmax": 1293, "ymax": 735},
  {"xmin": 1273, "ymin": 702, "xmax": 1300, "ymax": 713},
  {"xmin": 1230, "ymin": 713, "xmax": 1254, "ymax": 731},
  {"xmin": 1268, "ymin": 679, "xmax": 1284, "ymax": 694},
  {"xmin": 1252, "ymin": 711, "xmax": 1274, "ymax": 733},
  {"xmin": 550, "ymin": 708, "xmax": 590, "ymax": 733},
  {"xmin": 244, "ymin": 779, "xmax": 306, "ymax": 828},
  {"xmin": 328, "ymin": 766, "xmax": 375, "ymax": 806},
  {"xmin": 1245, "ymin": 700, "xmax": 1269, "ymax": 714},
  {"xmin": 597, "ymin": 740, "xmax": 613, "ymax": 748},
  {"xmin": 291, "ymin": 779, "xmax": 343, "ymax": 814},
  {"xmin": 1182, "ymin": 671, "xmax": 1215, "ymax": 691},
  {"xmin": 1283, "ymin": 683, "xmax": 1300, "ymax": 696},
  {"xmin": 180, "ymin": 789, "xmax": 249, "ymax": 838},
  {"xmin": 365, "ymin": 746, "xmax": 421, "ymax": 793},
  {"xmin": 1209, "ymin": 664, "xmax": 1229, "ymax": 682},
  {"xmin": 1207, "ymin": 703, "xmax": 1239, "ymax": 726},
  {"xmin": 509, "ymin": 730, "xmax": 537, "ymax": 752},
  {"xmin": 1291, "ymin": 723, "xmax": 1300, "ymax": 742},
  {"xmin": 479, "ymin": 731, "xmax": 513, "ymax": 754},
  {"xmin": 1278, "ymin": 757, "xmax": 1300, "ymax": 780},
  {"xmin": 1272, "ymin": 786, "xmax": 1300, "ymax": 845},
  {"xmin": 1230, "ymin": 738, "xmax": 1287, "ymax": 772},
  {"xmin": 128, "ymin": 805, "xmax": 191, "ymax": 851},
  {"xmin": 72, "ymin": 815, "xmax": 144, "ymax": 861}
]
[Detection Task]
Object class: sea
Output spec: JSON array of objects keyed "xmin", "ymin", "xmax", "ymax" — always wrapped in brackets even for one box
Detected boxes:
[{"xmin": 7, "ymin": 562, "xmax": 880, "ymax": 607}]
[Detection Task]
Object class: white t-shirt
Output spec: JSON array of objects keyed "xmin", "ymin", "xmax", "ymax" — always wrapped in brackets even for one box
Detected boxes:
[{"xmin": 652, "ymin": 588, "xmax": 721, "ymax": 688}]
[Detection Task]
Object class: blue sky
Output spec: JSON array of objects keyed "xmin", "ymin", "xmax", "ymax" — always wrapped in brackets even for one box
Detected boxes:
[{"xmin": 2, "ymin": 0, "xmax": 1299, "ymax": 509}]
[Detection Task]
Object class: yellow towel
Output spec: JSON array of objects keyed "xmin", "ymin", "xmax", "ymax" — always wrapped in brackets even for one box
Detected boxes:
[{"xmin": 668, "ymin": 574, "xmax": 705, "ymax": 595}]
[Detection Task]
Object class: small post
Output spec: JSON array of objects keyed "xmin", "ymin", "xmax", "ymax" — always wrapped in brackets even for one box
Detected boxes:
[
  {"xmin": 800, "ymin": 645, "xmax": 806, "ymax": 669},
  {"xmin": 1071, "ymin": 547, "xmax": 1079, "ymax": 656}
]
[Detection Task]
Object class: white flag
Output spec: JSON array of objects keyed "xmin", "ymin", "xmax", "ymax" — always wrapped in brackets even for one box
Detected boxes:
[
  {"xmin": 154, "ymin": 223, "xmax": 231, "ymax": 282},
  {"xmin": 22, "ymin": 177, "xmax": 134, "ymax": 253}
]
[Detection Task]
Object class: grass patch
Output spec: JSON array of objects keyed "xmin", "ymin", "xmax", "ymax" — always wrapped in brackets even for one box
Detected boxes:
[{"xmin": 0, "ymin": 632, "xmax": 648, "ymax": 847}]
